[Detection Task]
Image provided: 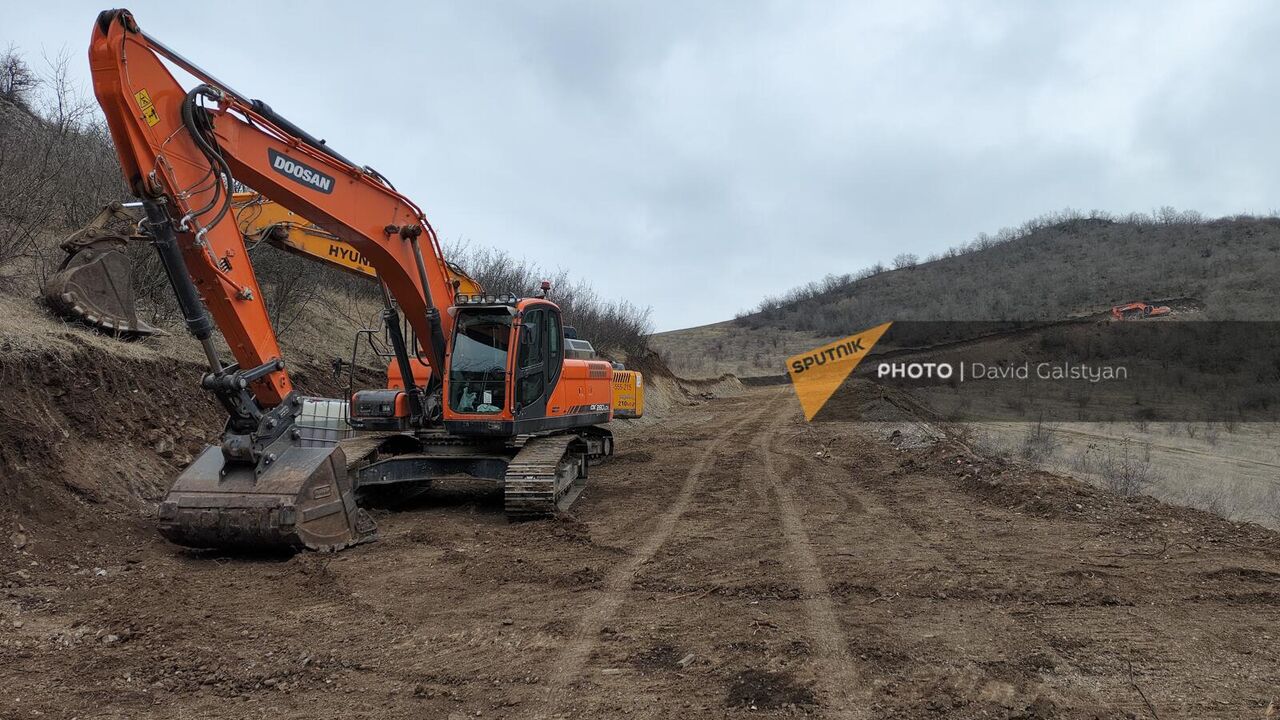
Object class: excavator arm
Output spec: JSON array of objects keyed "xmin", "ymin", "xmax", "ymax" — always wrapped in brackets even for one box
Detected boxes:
[{"xmin": 89, "ymin": 9, "xmax": 457, "ymax": 408}]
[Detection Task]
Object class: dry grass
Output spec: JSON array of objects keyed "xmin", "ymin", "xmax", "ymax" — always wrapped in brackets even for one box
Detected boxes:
[{"xmin": 973, "ymin": 419, "xmax": 1280, "ymax": 529}]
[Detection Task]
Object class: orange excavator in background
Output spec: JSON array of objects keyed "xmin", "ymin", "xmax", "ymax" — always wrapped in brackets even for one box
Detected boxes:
[
  {"xmin": 1110, "ymin": 301, "xmax": 1172, "ymax": 320},
  {"xmin": 79, "ymin": 9, "xmax": 619, "ymax": 551}
]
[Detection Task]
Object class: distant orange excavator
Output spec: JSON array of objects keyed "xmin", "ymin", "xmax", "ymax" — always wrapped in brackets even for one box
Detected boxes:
[{"xmin": 1111, "ymin": 301, "xmax": 1171, "ymax": 320}]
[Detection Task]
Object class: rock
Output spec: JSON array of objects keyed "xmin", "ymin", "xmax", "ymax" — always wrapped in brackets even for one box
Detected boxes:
[
  {"xmin": 10, "ymin": 532, "xmax": 27, "ymax": 550},
  {"xmin": 500, "ymin": 618, "xmax": 514, "ymax": 626},
  {"xmin": 103, "ymin": 634, "xmax": 121, "ymax": 644},
  {"xmin": 12, "ymin": 620, "xmax": 23, "ymax": 629},
  {"xmin": 977, "ymin": 680, "xmax": 1018, "ymax": 709},
  {"xmin": 154, "ymin": 438, "xmax": 176, "ymax": 458}
]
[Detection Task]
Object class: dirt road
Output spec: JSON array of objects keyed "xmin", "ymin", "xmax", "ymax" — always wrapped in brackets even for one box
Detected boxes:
[{"xmin": 3, "ymin": 387, "xmax": 1279, "ymax": 719}]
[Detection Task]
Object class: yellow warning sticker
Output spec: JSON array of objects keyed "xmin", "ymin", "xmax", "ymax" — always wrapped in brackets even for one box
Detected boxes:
[
  {"xmin": 134, "ymin": 89, "xmax": 159, "ymax": 126},
  {"xmin": 786, "ymin": 322, "xmax": 891, "ymax": 421}
]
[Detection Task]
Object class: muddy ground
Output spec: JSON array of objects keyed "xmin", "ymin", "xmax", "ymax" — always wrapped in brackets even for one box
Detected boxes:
[{"xmin": 3, "ymin": 381, "xmax": 1280, "ymax": 719}]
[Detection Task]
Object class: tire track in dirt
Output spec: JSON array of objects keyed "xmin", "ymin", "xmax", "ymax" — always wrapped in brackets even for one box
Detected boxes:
[
  {"xmin": 766, "ymin": 421, "xmax": 1115, "ymax": 713},
  {"xmin": 749, "ymin": 406, "xmax": 871, "ymax": 719},
  {"xmin": 536, "ymin": 404, "xmax": 771, "ymax": 710}
]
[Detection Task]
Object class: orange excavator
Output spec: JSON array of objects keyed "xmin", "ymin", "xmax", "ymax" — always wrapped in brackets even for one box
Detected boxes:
[
  {"xmin": 80, "ymin": 9, "xmax": 616, "ymax": 551},
  {"xmin": 1110, "ymin": 301, "xmax": 1172, "ymax": 320}
]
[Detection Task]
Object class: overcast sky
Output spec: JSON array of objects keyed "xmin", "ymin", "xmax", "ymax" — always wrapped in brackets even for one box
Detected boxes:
[{"xmin": 6, "ymin": 1, "xmax": 1280, "ymax": 330}]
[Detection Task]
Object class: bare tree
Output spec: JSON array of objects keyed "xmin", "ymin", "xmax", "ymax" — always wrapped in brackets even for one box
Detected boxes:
[
  {"xmin": 0, "ymin": 46, "xmax": 37, "ymax": 108},
  {"xmin": 0, "ymin": 47, "xmax": 126, "ymax": 281},
  {"xmin": 445, "ymin": 240, "xmax": 653, "ymax": 358},
  {"xmin": 892, "ymin": 252, "xmax": 918, "ymax": 270}
]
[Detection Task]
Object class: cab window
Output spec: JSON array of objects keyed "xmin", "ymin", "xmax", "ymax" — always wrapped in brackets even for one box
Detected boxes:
[
  {"xmin": 518, "ymin": 308, "xmax": 546, "ymax": 406},
  {"xmin": 449, "ymin": 309, "xmax": 511, "ymax": 414}
]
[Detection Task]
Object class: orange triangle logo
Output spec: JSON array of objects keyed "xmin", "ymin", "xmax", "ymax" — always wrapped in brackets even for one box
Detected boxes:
[{"xmin": 786, "ymin": 322, "xmax": 892, "ymax": 421}]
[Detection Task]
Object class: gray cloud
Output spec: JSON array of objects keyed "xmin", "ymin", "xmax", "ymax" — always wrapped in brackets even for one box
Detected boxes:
[{"xmin": 5, "ymin": 0, "xmax": 1278, "ymax": 329}]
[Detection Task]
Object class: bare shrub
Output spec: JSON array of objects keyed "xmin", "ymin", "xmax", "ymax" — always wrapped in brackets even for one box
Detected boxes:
[
  {"xmin": 1180, "ymin": 482, "xmax": 1234, "ymax": 519},
  {"xmin": 250, "ymin": 244, "xmax": 333, "ymax": 338},
  {"xmin": 1071, "ymin": 444, "xmax": 1099, "ymax": 475},
  {"xmin": 965, "ymin": 429, "xmax": 1012, "ymax": 460},
  {"xmin": 1018, "ymin": 419, "xmax": 1059, "ymax": 463},
  {"xmin": 1204, "ymin": 422, "xmax": 1220, "ymax": 447},
  {"xmin": 1098, "ymin": 441, "xmax": 1158, "ymax": 496},
  {"xmin": 1262, "ymin": 483, "xmax": 1280, "ymax": 528}
]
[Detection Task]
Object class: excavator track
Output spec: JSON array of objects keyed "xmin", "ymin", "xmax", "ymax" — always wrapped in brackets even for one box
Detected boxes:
[{"xmin": 503, "ymin": 435, "xmax": 586, "ymax": 519}]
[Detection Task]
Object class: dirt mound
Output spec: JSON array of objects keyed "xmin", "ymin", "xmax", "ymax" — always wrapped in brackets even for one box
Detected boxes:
[
  {"xmin": 0, "ymin": 342, "xmax": 215, "ymax": 526},
  {"xmin": 0, "ymin": 296, "xmax": 358, "ymax": 542},
  {"xmin": 616, "ymin": 349, "xmax": 744, "ymax": 424}
]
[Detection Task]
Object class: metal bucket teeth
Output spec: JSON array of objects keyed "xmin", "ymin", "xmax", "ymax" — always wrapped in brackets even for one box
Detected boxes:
[{"xmin": 42, "ymin": 238, "xmax": 160, "ymax": 337}]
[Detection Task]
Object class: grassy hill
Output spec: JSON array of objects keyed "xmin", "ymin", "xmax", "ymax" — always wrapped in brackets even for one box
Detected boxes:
[{"xmin": 653, "ymin": 210, "xmax": 1280, "ymax": 377}]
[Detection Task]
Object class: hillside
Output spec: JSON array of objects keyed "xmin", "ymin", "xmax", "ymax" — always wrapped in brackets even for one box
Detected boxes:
[{"xmin": 653, "ymin": 212, "xmax": 1280, "ymax": 377}]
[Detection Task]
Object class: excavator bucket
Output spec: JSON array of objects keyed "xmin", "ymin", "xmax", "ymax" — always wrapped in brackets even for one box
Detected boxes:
[
  {"xmin": 42, "ymin": 235, "xmax": 160, "ymax": 337},
  {"xmin": 157, "ymin": 441, "xmax": 376, "ymax": 552}
]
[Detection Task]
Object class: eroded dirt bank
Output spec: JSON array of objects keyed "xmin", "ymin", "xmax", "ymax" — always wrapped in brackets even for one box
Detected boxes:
[{"xmin": 3, "ymin": 380, "xmax": 1279, "ymax": 719}]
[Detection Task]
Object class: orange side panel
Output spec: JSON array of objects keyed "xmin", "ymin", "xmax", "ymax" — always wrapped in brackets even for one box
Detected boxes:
[{"xmin": 547, "ymin": 359, "xmax": 614, "ymax": 419}]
